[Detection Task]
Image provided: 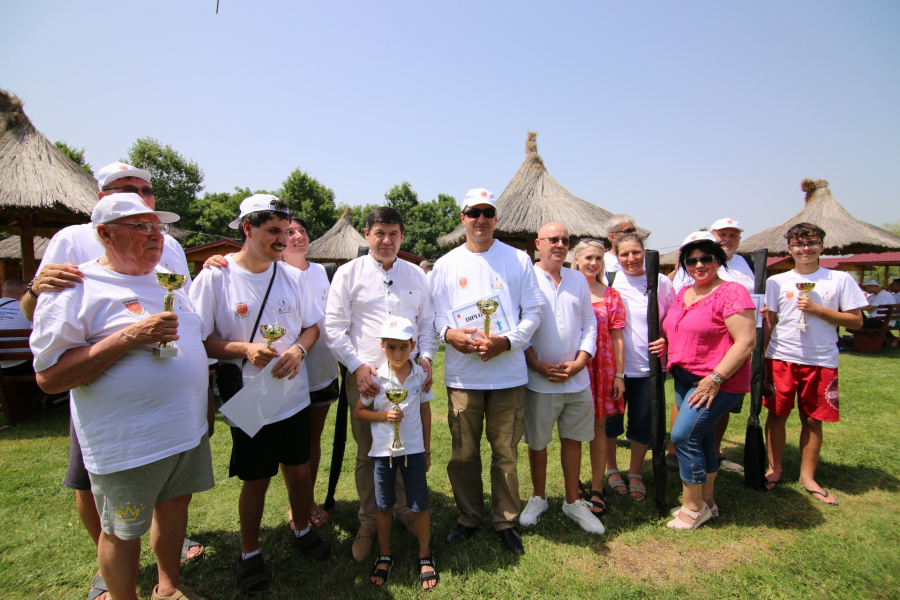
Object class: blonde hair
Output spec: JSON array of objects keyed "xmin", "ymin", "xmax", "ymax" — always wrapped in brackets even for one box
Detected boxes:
[{"xmin": 573, "ymin": 238, "xmax": 606, "ymax": 259}]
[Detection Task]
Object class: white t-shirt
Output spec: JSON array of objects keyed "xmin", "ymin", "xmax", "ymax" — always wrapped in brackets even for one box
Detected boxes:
[
  {"xmin": 766, "ymin": 268, "xmax": 868, "ymax": 369},
  {"xmin": 30, "ymin": 261, "xmax": 208, "ymax": 474},
  {"xmin": 0, "ymin": 299, "xmax": 33, "ymax": 368},
  {"xmin": 672, "ymin": 254, "xmax": 755, "ymax": 293},
  {"xmin": 190, "ymin": 256, "xmax": 323, "ymax": 424},
  {"xmin": 40, "ymin": 223, "xmax": 192, "ymax": 289},
  {"xmin": 604, "ymin": 252, "xmax": 622, "ymax": 274},
  {"xmin": 868, "ymin": 290, "xmax": 896, "ymax": 307},
  {"xmin": 432, "ymin": 241, "xmax": 544, "ymax": 390},
  {"xmin": 612, "ymin": 272, "xmax": 676, "ymax": 377},
  {"xmin": 298, "ymin": 262, "xmax": 339, "ymax": 391},
  {"xmin": 526, "ymin": 266, "xmax": 597, "ymax": 394},
  {"xmin": 360, "ymin": 361, "xmax": 433, "ymax": 457}
]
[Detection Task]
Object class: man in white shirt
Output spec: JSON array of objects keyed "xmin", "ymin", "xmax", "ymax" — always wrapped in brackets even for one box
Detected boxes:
[
  {"xmin": 763, "ymin": 223, "xmax": 866, "ymax": 505},
  {"xmin": 603, "ymin": 214, "xmax": 638, "ymax": 276},
  {"xmin": 889, "ymin": 279, "xmax": 900, "ymax": 303},
  {"xmin": 0, "ymin": 279, "xmax": 34, "ymax": 376},
  {"xmin": 519, "ymin": 223, "xmax": 604, "ymax": 534},
  {"xmin": 431, "ymin": 188, "xmax": 543, "ymax": 555},
  {"xmin": 191, "ymin": 195, "xmax": 329, "ymax": 594},
  {"xmin": 324, "ymin": 206, "xmax": 437, "ymax": 562},
  {"xmin": 859, "ymin": 279, "xmax": 899, "ymax": 346}
]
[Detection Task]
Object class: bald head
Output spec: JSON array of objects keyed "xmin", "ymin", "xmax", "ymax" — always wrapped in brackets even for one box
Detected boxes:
[{"xmin": 536, "ymin": 222, "xmax": 570, "ymax": 271}]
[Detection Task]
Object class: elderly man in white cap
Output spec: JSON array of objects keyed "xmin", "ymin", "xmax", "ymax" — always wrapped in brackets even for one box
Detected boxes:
[
  {"xmin": 20, "ymin": 163, "xmax": 204, "ymax": 600},
  {"xmin": 31, "ymin": 193, "xmax": 214, "ymax": 600},
  {"xmin": 858, "ymin": 279, "xmax": 899, "ymax": 346},
  {"xmin": 431, "ymin": 188, "xmax": 544, "ymax": 555}
]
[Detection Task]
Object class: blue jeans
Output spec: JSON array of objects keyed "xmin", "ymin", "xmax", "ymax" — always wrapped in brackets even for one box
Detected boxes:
[
  {"xmin": 670, "ymin": 365, "xmax": 743, "ymax": 484},
  {"xmin": 604, "ymin": 376, "xmax": 652, "ymax": 445},
  {"xmin": 373, "ymin": 452, "xmax": 430, "ymax": 512}
]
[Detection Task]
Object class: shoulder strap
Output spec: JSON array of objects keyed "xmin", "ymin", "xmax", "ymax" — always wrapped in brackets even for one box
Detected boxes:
[
  {"xmin": 0, "ymin": 299, "xmax": 16, "ymax": 309},
  {"xmin": 242, "ymin": 262, "xmax": 278, "ymax": 369}
]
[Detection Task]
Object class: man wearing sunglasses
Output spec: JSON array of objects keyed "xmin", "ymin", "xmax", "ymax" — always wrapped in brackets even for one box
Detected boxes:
[{"xmin": 431, "ymin": 188, "xmax": 544, "ymax": 555}]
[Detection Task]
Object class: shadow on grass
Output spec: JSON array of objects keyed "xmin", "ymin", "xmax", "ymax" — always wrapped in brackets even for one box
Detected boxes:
[{"xmin": 0, "ymin": 404, "xmax": 69, "ymax": 440}]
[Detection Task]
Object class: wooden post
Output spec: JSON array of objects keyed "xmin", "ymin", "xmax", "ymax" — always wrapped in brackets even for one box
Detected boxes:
[{"xmin": 19, "ymin": 215, "xmax": 36, "ymax": 281}]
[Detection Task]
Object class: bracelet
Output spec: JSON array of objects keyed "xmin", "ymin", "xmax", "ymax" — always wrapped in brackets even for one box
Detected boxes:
[
  {"xmin": 294, "ymin": 343, "xmax": 307, "ymax": 359},
  {"xmin": 27, "ymin": 279, "xmax": 38, "ymax": 299},
  {"xmin": 421, "ymin": 356, "xmax": 433, "ymax": 366},
  {"xmin": 438, "ymin": 326, "xmax": 450, "ymax": 344},
  {"xmin": 710, "ymin": 371, "xmax": 726, "ymax": 385},
  {"xmin": 615, "ymin": 373, "xmax": 625, "ymax": 379}
]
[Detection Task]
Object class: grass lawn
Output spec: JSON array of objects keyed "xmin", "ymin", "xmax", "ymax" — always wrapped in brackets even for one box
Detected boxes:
[{"xmin": 2, "ymin": 346, "xmax": 899, "ymax": 599}]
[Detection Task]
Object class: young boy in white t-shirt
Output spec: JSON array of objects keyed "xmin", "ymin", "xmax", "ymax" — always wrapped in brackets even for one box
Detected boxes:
[
  {"xmin": 353, "ymin": 317, "xmax": 438, "ymax": 591},
  {"xmin": 763, "ymin": 223, "xmax": 866, "ymax": 506}
]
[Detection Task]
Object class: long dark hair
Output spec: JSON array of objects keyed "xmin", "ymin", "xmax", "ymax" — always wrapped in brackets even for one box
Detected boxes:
[{"xmin": 678, "ymin": 239, "xmax": 730, "ymax": 274}]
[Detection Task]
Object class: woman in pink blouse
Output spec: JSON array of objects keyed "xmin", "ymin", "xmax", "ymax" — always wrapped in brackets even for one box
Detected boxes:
[
  {"xmin": 572, "ymin": 239, "xmax": 626, "ymax": 516},
  {"xmin": 663, "ymin": 234, "xmax": 756, "ymax": 530}
]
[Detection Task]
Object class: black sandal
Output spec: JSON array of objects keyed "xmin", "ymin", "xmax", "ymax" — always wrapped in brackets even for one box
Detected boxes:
[
  {"xmin": 371, "ymin": 555, "xmax": 393, "ymax": 586},
  {"xmin": 235, "ymin": 553, "xmax": 269, "ymax": 595},
  {"xmin": 419, "ymin": 554, "xmax": 440, "ymax": 590},
  {"xmin": 584, "ymin": 488, "xmax": 607, "ymax": 517},
  {"xmin": 291, "ymin": 527, "xmax": 332, "ymax": 561}
]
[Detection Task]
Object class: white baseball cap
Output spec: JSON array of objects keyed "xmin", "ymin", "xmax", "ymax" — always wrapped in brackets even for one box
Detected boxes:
[
  {"xmin": 862, "ymin": 279, "xmax": 880, "ymax": 286},
  {"xmin": 96, "ymin": 161, "xmax": 152, "ymax": 191},
  {"xmin": 462, "ymin": 188, "xmax": 497, "ymax": 211},
  {"xmin": 679, "ymin": 231, "xmax": 718, "ymax": 249},
  {"xmin": 228, "ymin": 194, "xmax": 287, "ymax": 229},
  {"xmin": 710, "ymin": 218, "xmax": 744, "ymax": 232},
  {"xmin": 91, "ymin": 193, "xmax": 179, "ymax": 227},
  {"xmin": 377, "ymin": 316, "xmax": 417, "ymax": 341}
]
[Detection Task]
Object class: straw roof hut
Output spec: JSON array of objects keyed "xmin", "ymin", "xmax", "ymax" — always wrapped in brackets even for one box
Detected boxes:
[
  {"xmin": 307, "ymin": 207, "xmax": 367, "ymax": 265},
  {"xmin": 740, "ymin": 179, "xmax": 900, "ymax": 257},
  {"xmin": 0, "ymin": 90, "xmax": 98, "ymax": 278},
  {"xmin": 437, "ymin": 132, "xmax": 650, "ymax": 257}
]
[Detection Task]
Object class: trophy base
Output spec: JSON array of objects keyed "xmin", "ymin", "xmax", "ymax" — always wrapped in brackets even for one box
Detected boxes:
[
  {"xmin": 793, "ymin": 323, "xmax": 808, "ymax": 332},
  {"xmin": 390, "ymin": 446, "xmax": 406, "ymax": 457},
  {"xmin": 153, "ymin": 346, "xmax": 178, "ymax": 358}
]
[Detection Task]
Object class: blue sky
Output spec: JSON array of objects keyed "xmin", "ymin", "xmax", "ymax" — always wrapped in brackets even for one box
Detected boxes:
[{"xmin": 3, "ymin": 1, "xmax": 898, "ymax": 250}]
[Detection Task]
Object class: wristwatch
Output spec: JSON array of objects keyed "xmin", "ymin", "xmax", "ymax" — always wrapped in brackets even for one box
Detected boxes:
[
  {"xmin": 438, "ymin": 326, "xmax": 450, "ymax": 344},
  {"xmin": 294, "ymin": 343, "xmax": 307, "ymax": 359},
  {"xmin": 710, "ymin": 371, "xmax": 726, "ymax": 385},
  {"xmin": 615, "ymin": 373, "xmax": 625, "ymax": 379}
]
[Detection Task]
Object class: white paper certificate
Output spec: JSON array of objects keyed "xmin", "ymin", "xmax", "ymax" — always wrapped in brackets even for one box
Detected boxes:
[
  {"xmin": 447, "ymin": 295, "xmax": 512, "ymax": 336},
  {"xmin": 750, "ymin": 294, "xmax": 765, "ymax": 328},
  {"xmin": 218, "ymin": 360, "xmax": 302, "ymax": 438}
]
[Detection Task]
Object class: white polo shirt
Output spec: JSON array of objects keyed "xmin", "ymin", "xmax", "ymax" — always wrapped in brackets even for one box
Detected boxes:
[
  {"xmin": 672, "ymin": 254, "xmax": 755, "ymax": 293},
  {"xmin": 526, "ymin": 265, "xmax": 597, "ymax": 394},
  {"xmin": 324, "ymin": 254, "xmax": 436, "ymax": 374},
  {"xmin": 360, "ymin": 361, "xmax": 433, "ymax": 457}
]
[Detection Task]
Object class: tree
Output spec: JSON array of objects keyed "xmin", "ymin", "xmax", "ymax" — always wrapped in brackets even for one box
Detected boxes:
[
  {"xmin": 126, "ymin": 137, "xmax": 204, "ymax": 218},
  {"xmin": 54, "ymin": 140, "xmax": 93, "ymax": 175},
  {"xmin": 278, "ymin": 169, "xmax": 339, "ymax": 239},
  {"xmin": 385, "ymin": 181, "xmax": 419, "ymax": 214},
  {"xmin": 405, "ymin": 194, "xmax": 459, "ymax": 259},
  {"xmin": 883, "ymin": 220, "xmax": 900, "ymax": 237},
  {"xmin": 343, "ymin": 203, "xmax": 381, "ymax": 234}
]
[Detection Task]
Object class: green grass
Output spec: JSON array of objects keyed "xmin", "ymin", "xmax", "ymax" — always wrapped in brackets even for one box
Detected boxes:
[{"xmin": 2, "ymin": 347, "xmax": 899, "ymax": 599}]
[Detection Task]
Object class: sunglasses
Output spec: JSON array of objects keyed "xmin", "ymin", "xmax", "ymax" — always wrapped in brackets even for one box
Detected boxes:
[
  {"xmin": 684, "ymin": 254, "xmax": 715, "ymax": 268},
  {"xmin": 539, "ymin": 236, "xmax": 570, "ymax": 246},
  {"xmin": 610, "ymin": 227, "xmax": 636, "ymax": 235},
  {"xmin": 105, "ymin": 185, "xmax": 156, "ymax": 196},
  {"xmin": 462, "ymin": 207, "xmax": 496, "ymax": 219},
  {"xmin": 106, "ymin": 222, "xmax": 170, "ymax": 235}
]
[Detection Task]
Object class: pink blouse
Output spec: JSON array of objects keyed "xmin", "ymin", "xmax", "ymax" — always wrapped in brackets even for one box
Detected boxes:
[{"xmin": 662, "ymin": 281, "xmax": 755, "ymax": 394}]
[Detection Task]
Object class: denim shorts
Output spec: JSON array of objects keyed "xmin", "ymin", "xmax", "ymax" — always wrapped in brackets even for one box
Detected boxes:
[
  {"xmin": 604, "ymin": 376, "xmax": 653, "ymax": 445},
  {"xmin": 373, "ymin": 452, "xmax": 429, "ymax": 513}
]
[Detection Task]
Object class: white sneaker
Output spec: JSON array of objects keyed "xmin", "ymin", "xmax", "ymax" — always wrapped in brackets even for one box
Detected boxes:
[
  {"xmin": 519, "ymin": 496, "xmax": 548, "ymax": 526},
  {"xmin": 562, "ymin": 499, "xmax": 606, "ymax": 534}
]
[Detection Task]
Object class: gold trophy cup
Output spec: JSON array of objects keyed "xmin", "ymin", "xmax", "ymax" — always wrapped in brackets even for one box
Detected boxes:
[
  {"xmin": 476, "ymin": 298, "xmax": 500, "ymax": 338},
  {"xmin": 384, "ymin": 388, "xmax": 408, "ymax": 467},
  {"xmin": 794, "ymin": 282, "xmax": 816, "ymax": 331},
  {"xmin": 258, "ymin": 324, "xmax": 287, "ymax": 349},
  {"xmin": 152, "ymin": 273, "xmax": 187, "ymax": 358}
]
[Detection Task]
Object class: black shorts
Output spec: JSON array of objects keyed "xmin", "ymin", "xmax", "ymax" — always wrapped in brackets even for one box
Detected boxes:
[
  {"xmin": 309, "ymin": 377, "xmax": 339, "ymax": 407},
  {"xmin": 64, "ymin": 415, "xmax": 92, "ymax": 491},
  {"xmin": 229, "ymin": 405, "xmax": 311, "ymax": 481}
]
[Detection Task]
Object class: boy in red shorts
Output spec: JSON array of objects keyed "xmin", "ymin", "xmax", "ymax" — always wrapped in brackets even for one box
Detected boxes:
[{"xmin": 763, "ymin": 223, "xmax": 866, "ymax": 505}]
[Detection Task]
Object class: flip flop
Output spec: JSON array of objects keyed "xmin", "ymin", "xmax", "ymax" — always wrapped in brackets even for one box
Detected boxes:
[
  {"xmin": 87, "ymin": 573, "xmax": 108, "ymax": 600},
  {"xmin": 806, "ymin": 488, "xmax": 839, "ymax": 506},
  {"xmin": 181, "ymin": 538, "xmax": 204, "ymax": 561},
  {"xmin": 764, "ymin": 478, "xmax": 782, "ymax": 491}
]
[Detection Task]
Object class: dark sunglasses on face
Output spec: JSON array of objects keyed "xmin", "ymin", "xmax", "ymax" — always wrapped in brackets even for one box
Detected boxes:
[
  {"xmin": 462, "ymin": 207, "xmax": 496, "ymax": 219},
  {"xmin": 610, "ymin": 227, "xmax": 636, "ymax": 235},
  {"xmin": 539, "ymin": 236, "xmax": 570, "ymax": 246},
  {"xmin": 105, "ymin": 185, "xmax": 155, "ymax": 196},
  {"xmin": 684, "ymin": 254, "xmax": 715, "ymax": 268}
]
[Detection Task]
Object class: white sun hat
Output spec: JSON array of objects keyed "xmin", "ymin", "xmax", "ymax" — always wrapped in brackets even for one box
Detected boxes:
[
  {"xmin": 709, "ymin": 218, "xmax": 744, "ymax": 232},
  {"xmin": 461, "ymin": 188, "xmax": 497, "ymax": 211},
  {"xmin": 679, "ymin": 231, "xmax": 718, "ymax": 249},
  {"xmin": 228, "ymin": 194, "xmax": 287, "ymax": 229},
  {"xmin": 91, "ymin": 193, "xmax": 179, "ymax": 227},
  {"xmin": 96, "ymin": 161, "xmax": 152, "ymax": 191}
]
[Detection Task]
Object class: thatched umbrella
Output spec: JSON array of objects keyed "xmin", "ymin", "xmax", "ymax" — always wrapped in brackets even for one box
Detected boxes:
[
  {"xmin": 437, "ymin": 132, "xmax": 650, "ymax": 257},
  {"xmin": 0, "ymin": 90, "xmax": 98, "ymax": 279},
  {"xmin": 307, "ymin": 207, "xmax": 366, "ymax": 265},
  {"xmin": 740, "ymin": 179, "xmax": 900, "ymax": 257}
]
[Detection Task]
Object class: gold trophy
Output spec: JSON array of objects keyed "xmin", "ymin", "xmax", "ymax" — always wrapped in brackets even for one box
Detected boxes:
[
  {"xmin": 794, "ymin": 282, "xmax": 816, "ymax": 331},
  {"xmin": 385, "ymin": 388, "xmax": 408, "ymax": 467},
  {"xmin": 258, "ymin": 324, "xmax": 287, "ymax": 349},
  {"xmin": 152, "ymin": 273, "xmax": 187, "ymax": 358},
  {"xmin": 476, "ymin": 298, "xmax": 500, "ymax": 338}
]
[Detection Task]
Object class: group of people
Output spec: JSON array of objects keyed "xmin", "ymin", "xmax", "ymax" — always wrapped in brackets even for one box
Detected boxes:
[{"xmin": 19, "ymin": 162, "xmax": 870, "ymax": 599}]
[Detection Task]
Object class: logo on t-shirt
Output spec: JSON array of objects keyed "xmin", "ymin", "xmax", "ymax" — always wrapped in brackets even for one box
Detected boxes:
[
  {"xmin": 491, "ymin": 275, "xmax": 505, "ymax": 290},
  {"xmin": 786, "ymin": 291, "xmax": 795, "ymax": 301},
  {"xmin": 458, "ymin": 277, "xmax": 468, "ymax": 290},
  {"xmin": 319, "ymin": 288, "xmax": 328, "ymax": 303},
  {"xmin": 277, "ymin": 297, "xmax": 293, "ymax": 314},
  {"xmin": 123, "ymin": 299, "xmax": 144, "ymax": 316},
  {"xmin": 235, "ymin": 302, "xmax": 249, "ymax": 318}
]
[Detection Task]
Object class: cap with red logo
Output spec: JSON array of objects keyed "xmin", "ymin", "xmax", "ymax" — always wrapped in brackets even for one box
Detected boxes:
[
  {"xmin": 679, "ymin": 231, "xmax": 718, "ymax": 250},
  {"xmin": 96, "ymin": 161, "xmax": 152, "ymax": 191},
  {"xmin": 709, "ymin": 218, "xmax": 744, "ymax": 232},
  {"xmin": 91, "ymin": 193, "xmax": 180, "ymax": 227},
  {"xmin": 462, "ymin": 188, "xmax": 497, "ymax": 210},
  {"xmin": 377, "ymin": 316, "xmax": 417, "ymax": 341}
]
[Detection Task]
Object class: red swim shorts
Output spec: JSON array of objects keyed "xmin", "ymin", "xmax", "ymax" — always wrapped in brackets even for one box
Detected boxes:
[{"xmin": 764, "ymin": 358, "xmax": 839, "ymax": 422}]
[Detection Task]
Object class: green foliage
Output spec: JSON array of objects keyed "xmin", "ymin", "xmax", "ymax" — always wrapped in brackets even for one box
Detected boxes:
[
  {"xmin": 184, "ymin": 187, "xmax": 257, "ymax": 247},
  {"xmin": 125, "ymin": 137, "xmax": 204, "ymax": 218},
  {"xmin": 883, "ymin": 219, "xmax": 900, "ymax": 237},
  {"xmin": 277, "ymin": 169, "xmax": 339, "ymax": 239},
  {"xmin": 54, "ymin": 140, "xmax": 93, "ymax": 175},
  {"xmin": 385, "ymin": 181, "xmax": 419, "ymax": 214},
  {"xmin": 405, "ymin": 193, "xmax": 459, "ymax": 259},
  {"xmin": 344, "ymin": 202, "xmax": 381, "ymax": 234}
]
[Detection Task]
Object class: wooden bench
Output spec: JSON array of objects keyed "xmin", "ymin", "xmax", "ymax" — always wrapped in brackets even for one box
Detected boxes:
[
  {"xmin": 0, "ymin": 328, "xmax": 44, "ymax": 427},
  {"xmin": 851, "ymin": 305, "xmax": 900, "ymax": 354}
]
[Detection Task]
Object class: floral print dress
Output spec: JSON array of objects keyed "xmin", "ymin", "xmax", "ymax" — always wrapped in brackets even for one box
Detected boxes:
[{"xmin": 589, "ymin": 287, "xmax": 627, "ymax": 418}]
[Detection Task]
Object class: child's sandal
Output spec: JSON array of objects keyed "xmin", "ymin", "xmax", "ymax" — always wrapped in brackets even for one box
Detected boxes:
[
  {"xmin": 370, "ymin": 555, "xmax": 392, "ymax": 586},
  {"xmin": 419, "ymin": 554, "xmax": 439, "ymax": 590}
]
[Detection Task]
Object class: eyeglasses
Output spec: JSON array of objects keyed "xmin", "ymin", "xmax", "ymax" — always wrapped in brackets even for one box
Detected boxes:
[
  {"xmin": 462, "ymin": 207, "xmax": 496, "ymax": 219},
  {"xmin": 106, "ymin": 222, "xmax": 170, "ymax": 235},
  {"xmin": 609, "ymin": 227, "xmax": 636, "ymax": 235},
  {"xmin": 104, "ymin": 185, "xmax": 155, "ymax": 196},
  {"xmin": 684, "ymin": 254, "xmax": 716, "ymax": 268},
  {"xmin": 538, "ymin": 236, "xmax": 570, "ymax": 247},
  {"xmin": 789, "ymin": 241, "xmax": 823, "ymax": 250}
]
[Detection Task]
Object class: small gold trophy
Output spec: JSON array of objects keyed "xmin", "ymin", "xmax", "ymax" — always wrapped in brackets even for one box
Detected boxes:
[
  {"xmin": 476, "ymin": 298, "xmax": 500, "ymax": 338},
  {"xmin": 385, "ymin": 388, "xmax": 408, "ymax": 467},
  {"xmin": 258, "ymin": 324, "xmax": 287, "ymax": 349},
  {"xmin": 794, "ymin": 282, "xmax": 816, "ymax": 331},
  {"xmin": 153, "ymin": 273, "xmax": 187, "ymax": 358}
]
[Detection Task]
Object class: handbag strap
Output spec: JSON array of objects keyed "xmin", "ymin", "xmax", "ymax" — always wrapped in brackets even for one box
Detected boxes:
[{"xmin": 242, "ymin": 262, "xmax": 278, "ymax": 369}]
